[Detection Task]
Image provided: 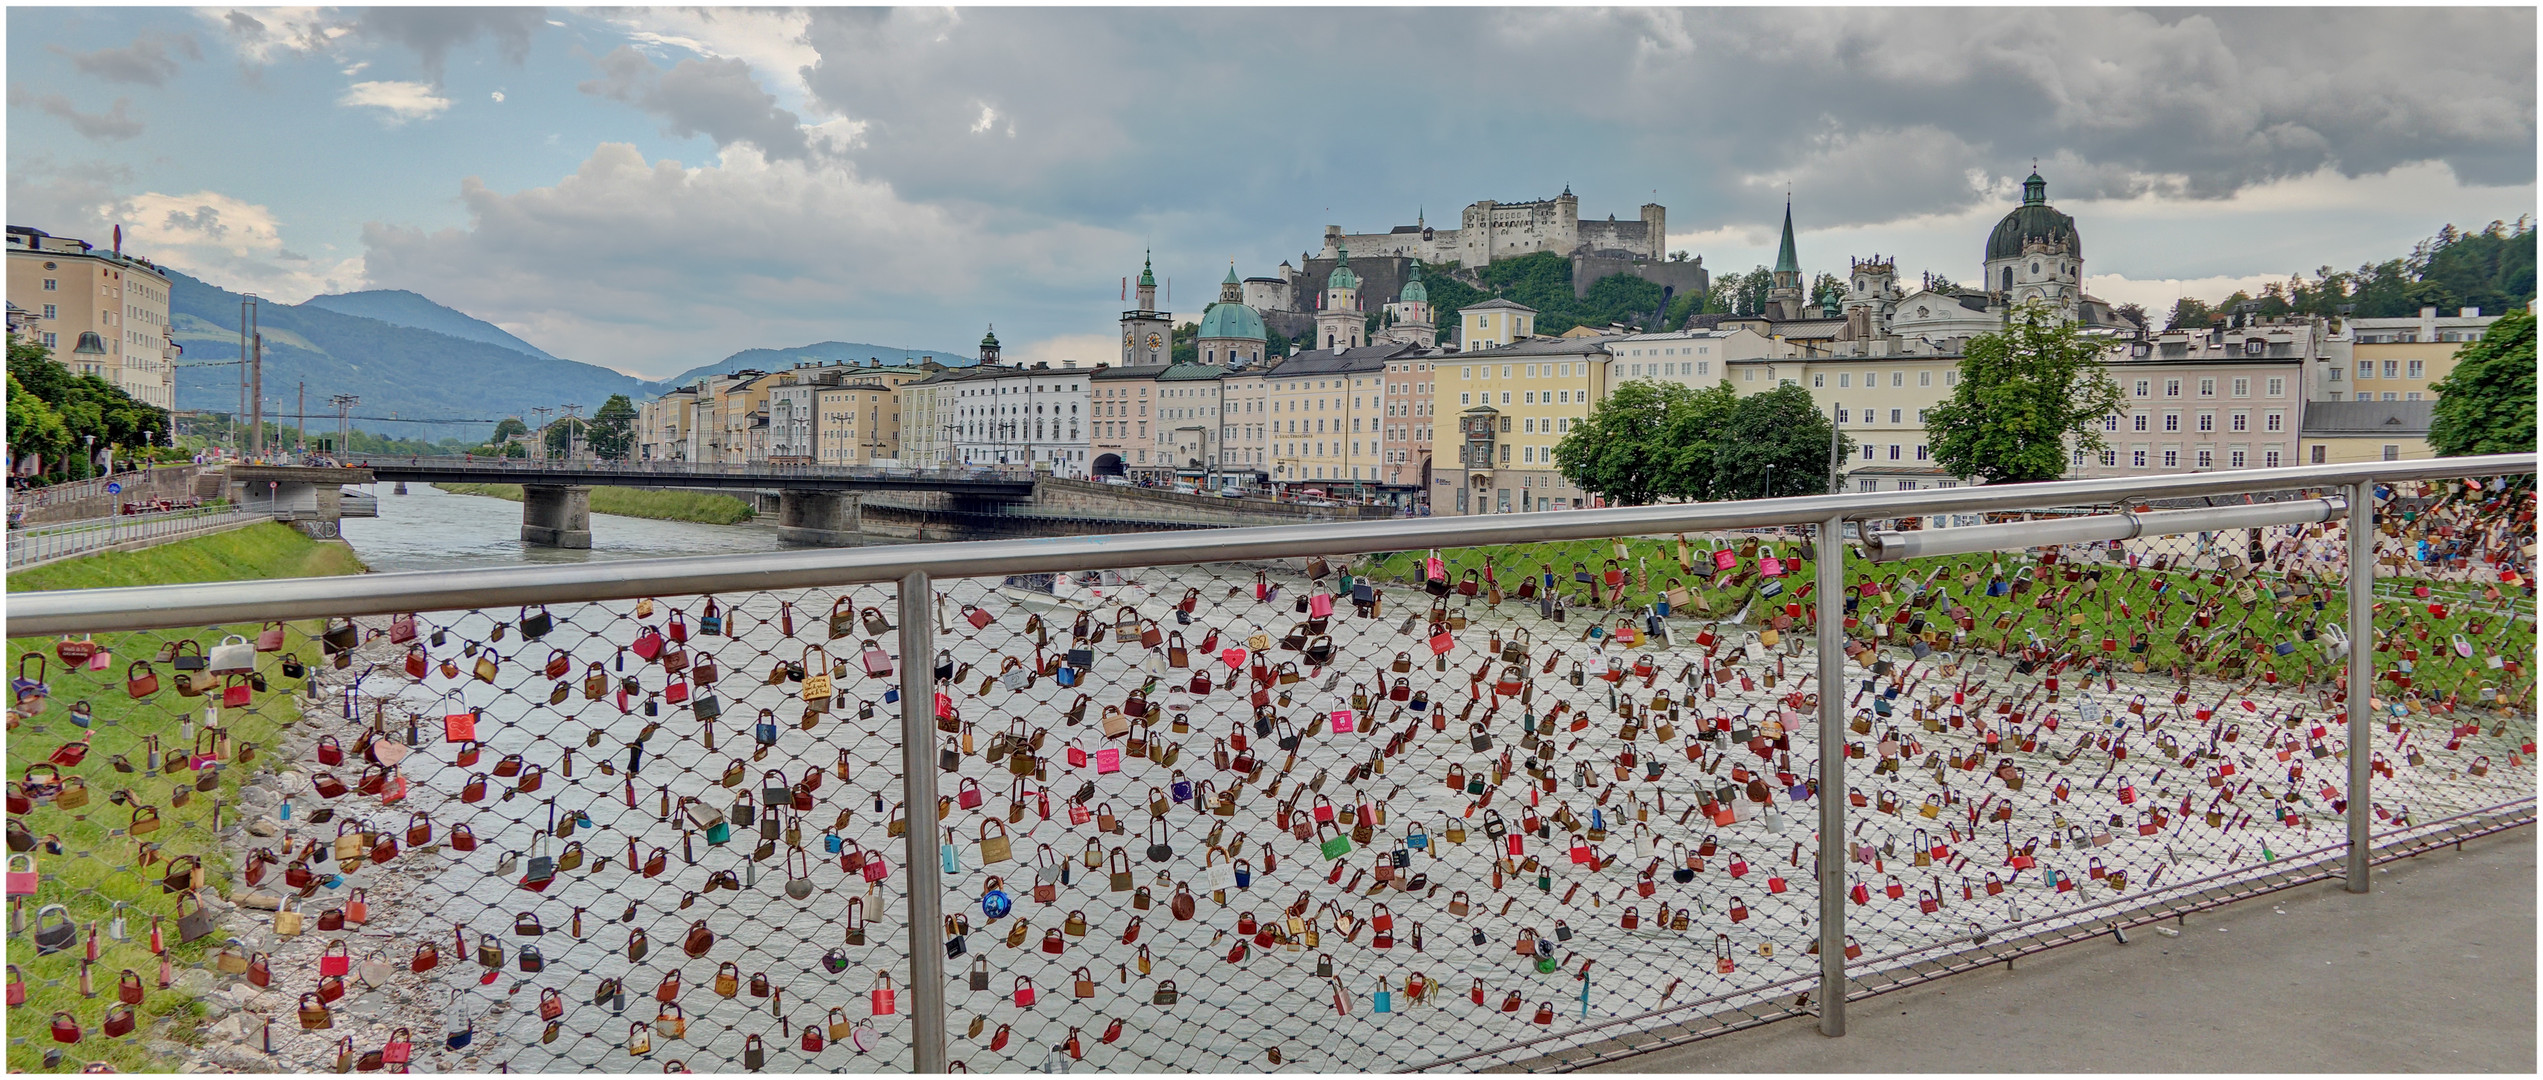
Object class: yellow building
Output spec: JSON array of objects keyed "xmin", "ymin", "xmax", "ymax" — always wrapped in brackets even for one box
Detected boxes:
[
  {"xmin": 1457, "ymin": 297, "xmax": 1536, "ymax": 351},
  {"xmin": 6, "ymin": 225, "xmax": 179, "ymax": 410},
  {"xmin": 1436, "ymin": 337, "xmax": 1612, "ymax": 514},
  {"xmin": 813, "ymin": 365, "xmax": 926, "ymax": 466},
  {"xmin": 2339, "ymin": 306, "xmax": 2506, "ymax": 403},
  {"xmin": 2300, "ymin": 399, "xmax": 2434, "ymax": 465},
  {"xmin": 1265, "ymin": 345, "xmax": 1400, "ymax": 489}
]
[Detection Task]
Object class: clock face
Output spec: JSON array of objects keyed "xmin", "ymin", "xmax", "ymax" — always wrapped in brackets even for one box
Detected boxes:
[
  {"xmin": 1146, "ymin": 333, "xmax": 1163, "ymax": 349},
  {"xmin": 1123, "ymin": 331, "xmax": 1135, "ymax": 347}
]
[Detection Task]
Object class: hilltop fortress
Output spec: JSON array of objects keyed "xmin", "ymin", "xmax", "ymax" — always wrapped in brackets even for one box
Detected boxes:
[{"xmin": 1317, "ymin": 188, "xmax": 1666, "ymax": 267}]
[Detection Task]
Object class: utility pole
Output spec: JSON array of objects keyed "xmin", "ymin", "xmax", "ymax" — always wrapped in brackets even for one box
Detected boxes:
[
  {"xmin": 562, "ymin": 404, "xmax": 585, "ymax": 462},
  {"xmin": 249, "ymin": 328, "xmax": 264, "ymax": 458},
  {"xmin": 237, "ymin": 296, "xmax": 257, "ymax": 458},
  {"xmin": 297, "ymin": 382, "xmax": 307, "ymax": 457},
  {"xmin": 531, "ymin": 407, "xmax": 554, "ymax": 461},
  {"xmin": 329, "ymin": 395, "xmax": 359, "ymax": 459}
]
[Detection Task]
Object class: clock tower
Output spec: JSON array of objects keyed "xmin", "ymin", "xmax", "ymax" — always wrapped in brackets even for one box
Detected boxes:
[{"xmin": 1120, "ymin": 252, "xmax": 1171, "ymax": 367}]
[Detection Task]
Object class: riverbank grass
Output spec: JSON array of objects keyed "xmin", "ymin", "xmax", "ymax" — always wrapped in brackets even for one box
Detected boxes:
[
  {"xmin": 6, "ymin": 524, "xmax": 363, "ymax": 1071},
  {"xmin": 434, "ymin": 482, "xmax": 756, "ymax": 525}
]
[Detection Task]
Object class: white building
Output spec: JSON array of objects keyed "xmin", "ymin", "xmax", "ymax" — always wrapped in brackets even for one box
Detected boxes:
[{"xmin": 941, "ymin": 360, "xmax": 1091, "ymax": 477}]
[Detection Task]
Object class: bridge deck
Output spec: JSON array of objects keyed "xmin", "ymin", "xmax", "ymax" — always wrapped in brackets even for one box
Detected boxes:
[
  {"xmin": 365, "ymin": 461, "xmax": 1033, "ymax": 495},
  {"xmin": 1566, "ymin": 827, "xmax": 2534, "ymax": 1073}
]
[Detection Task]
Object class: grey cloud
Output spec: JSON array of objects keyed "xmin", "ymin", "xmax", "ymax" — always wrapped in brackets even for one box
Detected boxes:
[
  {"xmin": 223, "ymin": 10, "xmax": 265, "ymax": 37},
  {"xmin": 787, "ymin": 7, "xmax": 2530, "ymax": 257},
  {"xmin": 579, "ymin": 46, "xmax": 809, "ymax": 162},
  {"xmin": 357, "ymin": 8, "xmax": 544, "ymax": 83},
  {"xmin": 52, "ymin": 31, "xmax": 200, "ymax": 86},
  {"xmin": 9, "ymin": 85, "xmax": 145, "ymax": 141}
]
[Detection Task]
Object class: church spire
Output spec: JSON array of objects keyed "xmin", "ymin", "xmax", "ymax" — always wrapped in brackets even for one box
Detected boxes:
[{"xmin": 1773, "ymin": 196, "xmax": 1800, "ymax": 276}]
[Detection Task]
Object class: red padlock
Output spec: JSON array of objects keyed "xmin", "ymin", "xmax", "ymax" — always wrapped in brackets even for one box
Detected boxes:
[{"xmin": 869, "ymin": 972, "xmax": 896, "ymax": 1015}]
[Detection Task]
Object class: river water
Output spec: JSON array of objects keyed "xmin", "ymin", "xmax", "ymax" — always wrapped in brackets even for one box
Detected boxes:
[{"xmin": 339, "ymin": 483, "xmax": 787, "ymax": 572}]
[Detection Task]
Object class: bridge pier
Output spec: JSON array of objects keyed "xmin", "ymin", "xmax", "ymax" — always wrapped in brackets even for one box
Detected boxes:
[
  {"xmin": 521, "ymin": 484, "xmax": 593, "ymax": 549},
  {"xmin": 776, "ymin": 490, "xmax": 862, "ymax": 547}
]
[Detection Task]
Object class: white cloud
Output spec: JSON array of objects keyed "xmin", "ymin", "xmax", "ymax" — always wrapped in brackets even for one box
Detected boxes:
[
  {"xmin": 117, "ymin": 188, "xmax": 362, "ymax": 301},
  {"xmin": 338, "ymin": 80, "xmax": 450, "ymax": 123},
  {"xmin": 359, "ymin": 143, "xmax": 1130, "ymax": 378},
  {"xmin": 597, "ymin": 8, "xmax": 820, "ymax": 112},
  {"xmin": 969, "ymin": 104, "xmax": 999, "ymax": 135},
  {"xmin": 489, "ymin": 90, "xmax": 505, "ymax": 103},
  {"xmin": 1007, "ymin": 332, "xmax": 1115, "ymax": 371}
]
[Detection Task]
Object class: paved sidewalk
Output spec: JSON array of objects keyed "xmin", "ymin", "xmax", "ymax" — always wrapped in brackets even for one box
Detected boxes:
[{"xmin": 1582, "ymin": 827, "xmax": 2535, "ymax": 1073}]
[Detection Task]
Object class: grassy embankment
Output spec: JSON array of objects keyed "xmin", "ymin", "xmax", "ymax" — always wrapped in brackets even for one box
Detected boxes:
[
  {"xmin": 6, "ymin": 523, "xmax": 364, "ymax": 1072},
  {"xmin": 434, "ymin": 481, "xmax": 757, "ymax": 525},
  {"xmin": 1356, "ymin": 535, "xmax": 2533, "ymax": 708}
]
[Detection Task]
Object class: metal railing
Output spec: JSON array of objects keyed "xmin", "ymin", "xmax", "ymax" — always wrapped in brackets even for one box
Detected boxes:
[
  {"xmin": 5, "ymin": 454, "xmax": 2532, "ymax": 1073},
  {"xmin": 5, "ymin": 506, "xmax": 258, "ymax": 569}
]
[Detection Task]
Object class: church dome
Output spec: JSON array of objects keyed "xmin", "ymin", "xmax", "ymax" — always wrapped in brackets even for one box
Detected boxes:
[
  {"xmin": 1399, "ymin": 262, "xmax": 1428, "ymax": 306},
  {"xmin": 1326, "ymin": 244, "xmax": 1359, "ymax": 293},
  {"xmin": 1985, "ymin": 172, "xmax": 2081, "ymax": 262},
  {"xmin": 1196, "ymin": 299, "xmax": 1267, "ymax": 342}
]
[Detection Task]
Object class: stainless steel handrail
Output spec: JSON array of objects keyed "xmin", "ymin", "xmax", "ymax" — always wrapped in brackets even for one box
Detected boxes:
[{"xmin": 9, "ymin": 454, "xmax": 2531, "ymax": 635}]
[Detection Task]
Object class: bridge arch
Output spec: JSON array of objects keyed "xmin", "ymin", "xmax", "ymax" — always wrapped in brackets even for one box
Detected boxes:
[{"xmin": 1092, "ymin": 454, "xmax": 1126, "ymax": 477}]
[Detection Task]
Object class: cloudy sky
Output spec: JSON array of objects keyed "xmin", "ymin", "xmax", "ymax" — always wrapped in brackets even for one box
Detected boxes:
[{"xmin": 9, "ymin": 6, "xmax": 2534, "ymax": 381}]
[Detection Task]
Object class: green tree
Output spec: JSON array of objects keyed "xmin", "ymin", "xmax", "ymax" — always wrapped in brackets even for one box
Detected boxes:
[
  {"xmin": 1928, "ymin": 304, "xmax": 2125, "ymax": 484},
  {"xmin": 6, "ymin": 337, "xmax": 169, "ymax": 480},
  {"xmin": 1170, "ymin": 322, "xmax": 1199, "ymax": 365},
  {"xmin": 588, "ymin": 395, "xmax": 640, "ymax": 460},
  {"xmin": 1655, "ymin": 381, "xmax": 1740, "ymax": 500},
  {"xmin": 2427, "ymin": 309, "xmax": 2537, "ymax": 456},
  {"xmin": 1714, "ymin": 383, "xmax": 1852, "ymax": 499},
  {"xmin": 491, "ymin": 417, "xmax": 529, "ymax": 443},
  {"xmin": 1551, "ymin": 380, "xmax": 1693, "ymax": 506},
  {"xmin": 7, "ymin": 374, "xmax": 73, "ymax": 478},
  {"xmin": 1810, "ymin": 272, "xmax": 1845, "ymax": 312}
]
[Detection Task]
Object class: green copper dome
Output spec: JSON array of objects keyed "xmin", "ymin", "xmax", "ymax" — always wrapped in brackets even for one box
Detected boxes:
[
  {"xmin": 1196, "ymin": 298, "xmax": 1267, "ymax": 342},
  {"xmin": 1399, "ymin": 261, "xmax": 1428, "ymax": 306},
  {"xmin": 1138, "ymin": 252, "xmax": 1157, "ymax": 289},
  {"xmin": 1326, "ymin": 244, "xmax": 1359, "ymax": 293},
  {"xmin": 1986, "ymin": 173, "xmax": 2080, "ymax": 262}
]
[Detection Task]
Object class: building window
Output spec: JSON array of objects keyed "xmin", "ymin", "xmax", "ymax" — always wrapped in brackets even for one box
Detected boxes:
[
  {"xmin": 1744, "ymin": 369, "xmax": 1756, "ymax": 381},
  {"xmin": 1918, "ymin": 370, "xmax": 1932, "ymax": 387},
  {"xmin": 1835, "ymin": 408, "xmax": 1850, "ymax": 423},
  {"xmin": 2310, "ymin": 445, "xmax": 2326, "ymax": 464},
  {"xmin": 2264, "ymin": 413, "xmax": 2283, "ymax": 432},
  {"xmin": 2382, "ymin": 360, "xmax": 2399, "ymax": 379},
  {"xmin": 2162, "ymin": 449, "xmax": 2178, "ymax": 468},
  {"xmin": 2198, "ymin": 378, "xmax": 2217, "ymax": 396},
  {"xmin": 2103, "ymin": 415, "xmax": 2120, "ymax": 432},
  {"xmin": 2133, "ymin": 380, "xmax": 2151, "ymax": 397},
  {"xmin": 2197, "ymin": 413, "xmax": 2214, "ymax": 432},
  {"xmin": 2264, "ymin": 449, "xmax": 2281, "ymax": 468},
  {"xmin": 2356, "ymin": 361, "xmax": 2373, "ymax": 380},
  {"xmin": 2132, "ymin": 414, "xmax": 2149, "ymax": 432},
  {"xmin": 41, "ymin": 304, "xmax": 56, "ymax": 319},
  {"xmin": 1813, "ymin": 374, "xmax": 1825, "ymax": 388},
  {"xmin": 2405, "ymin": 391, "xmax": 2423, "ymax": 401},
  {"xmin": 2267, "ymin": 377, "xmax": 2285, "ymax": 396},
  {"xmin": 2229, "ymin": 450, "xmax": 2246, "ymax": 468},
  {"xmin": 2231, "ymin": 413, "xmax": 2249, "ymax": 432},
  {"xmin": 1862, "ymin": 445, "xmax": 1876, "ymax": 461},
  {"xmin": 2196, "ymin": 449, "xmax": 2213, "ymax": 469},
  {"xmin": 2381, "ymin": 444, "xmax": 2401, "ymax": 461},
  {"xmin": 1888, "ymin": 444, "xmax": 1901, "ymax": 460},
  {"xmin": 2407, "ymin": 360, "xmax": 2425, "ymax": 379},
  {"xmin": 2231, "ymin": 377, "xmax": 2249, "ymax": 397},
  {"xmin": 2099, "ymin": 450, "xmax": 2117, "ymax": 467},
  {"xmin": 2131, "ymin": 449, "xmax": 2148, "ymax": 468},
  {"xmin": 2383, "ymin": 392, "xmax": 2399, "ymax": 402},
  {"xmin": 1838, "ymin": 373, "xmax": 1851, "ymax": 388},
  {"xmin": 2163, "ymin": 414, "xmax": 2180, "ymax": 432},
  {"xmin": 2164, "ymin": 379, "xmax": 2181, "ymax": 397},
  {"xmin": 2072, "ymin": 449, "xmax": 2088, "ymax": 467}
]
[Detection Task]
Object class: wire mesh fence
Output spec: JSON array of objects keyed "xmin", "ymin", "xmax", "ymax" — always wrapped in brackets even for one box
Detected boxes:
[{"xmin": 6, "ymin": 462, "xmax": 2534, "ymax": 1073}]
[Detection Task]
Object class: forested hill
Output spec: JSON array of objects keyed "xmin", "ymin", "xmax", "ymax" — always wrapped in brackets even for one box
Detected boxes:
[
  {"xmin": 2167, "ymin": 220, "xmax": 2536, "ymax": 329},
  {"xmin": 167, "ymin": 268, "xmax": 648, "ymax": 442}
]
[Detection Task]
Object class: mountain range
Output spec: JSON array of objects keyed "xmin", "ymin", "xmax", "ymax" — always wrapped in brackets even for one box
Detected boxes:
[{"xmin": 165, "ymin": 271, "xmax": 974, "ymax": 442}]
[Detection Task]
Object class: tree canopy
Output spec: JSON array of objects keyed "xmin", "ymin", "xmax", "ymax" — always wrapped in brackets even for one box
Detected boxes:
[
  {"xmin": 588, "ymin": 394, "xmax": 640, "ymax": 460},
  {"xmin": 1553, "ymin": 378, "xmax": 1851, "ymax": 504},
  {"xmin": 1927, "ymin": 304, "xmax": 2125, "ymax": 484},
  {"xmin": 2427, "ymin": 308, "xmax": 2537, "ymax": 457},
  {"xmin": 2166, "ymin": 219, "xmax": 2535, "ymax": 329},
  {"xmin": 6, "ymin": 337, "xmax": 170, "ymax": 481}
]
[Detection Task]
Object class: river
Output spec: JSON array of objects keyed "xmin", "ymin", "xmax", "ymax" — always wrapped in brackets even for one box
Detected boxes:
[{"xmin": 339, "ymin": 483, "xmax": 787, "ymax": 572}]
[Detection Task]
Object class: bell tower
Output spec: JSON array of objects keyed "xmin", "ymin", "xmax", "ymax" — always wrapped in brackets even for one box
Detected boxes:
[{"xmin": 1120, "ymin": 252, "xmax": 1171, "ymax": 367}]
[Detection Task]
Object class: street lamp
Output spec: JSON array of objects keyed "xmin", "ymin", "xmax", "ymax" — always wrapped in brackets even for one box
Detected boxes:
[
  {"xmin": 1762, "ymin": 461, "xmax": 1773, "ymax": 499},
  {"xmin": 82, "ymin": 434, "xmax": 95, "ymax": 480}
]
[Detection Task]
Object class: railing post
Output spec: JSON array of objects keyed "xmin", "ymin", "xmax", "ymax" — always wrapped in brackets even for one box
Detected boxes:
[
  {"xmin": 1815, "ymin": 514, "xmax": 1847, "ymax": 1036},
  {"xmin": 2345, "ymin": 480, "xmax": 2374, "ymax": 892},
  {"xmin": 894, "ymin": 571, "xmax": 948, "ymax": 1071}
]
